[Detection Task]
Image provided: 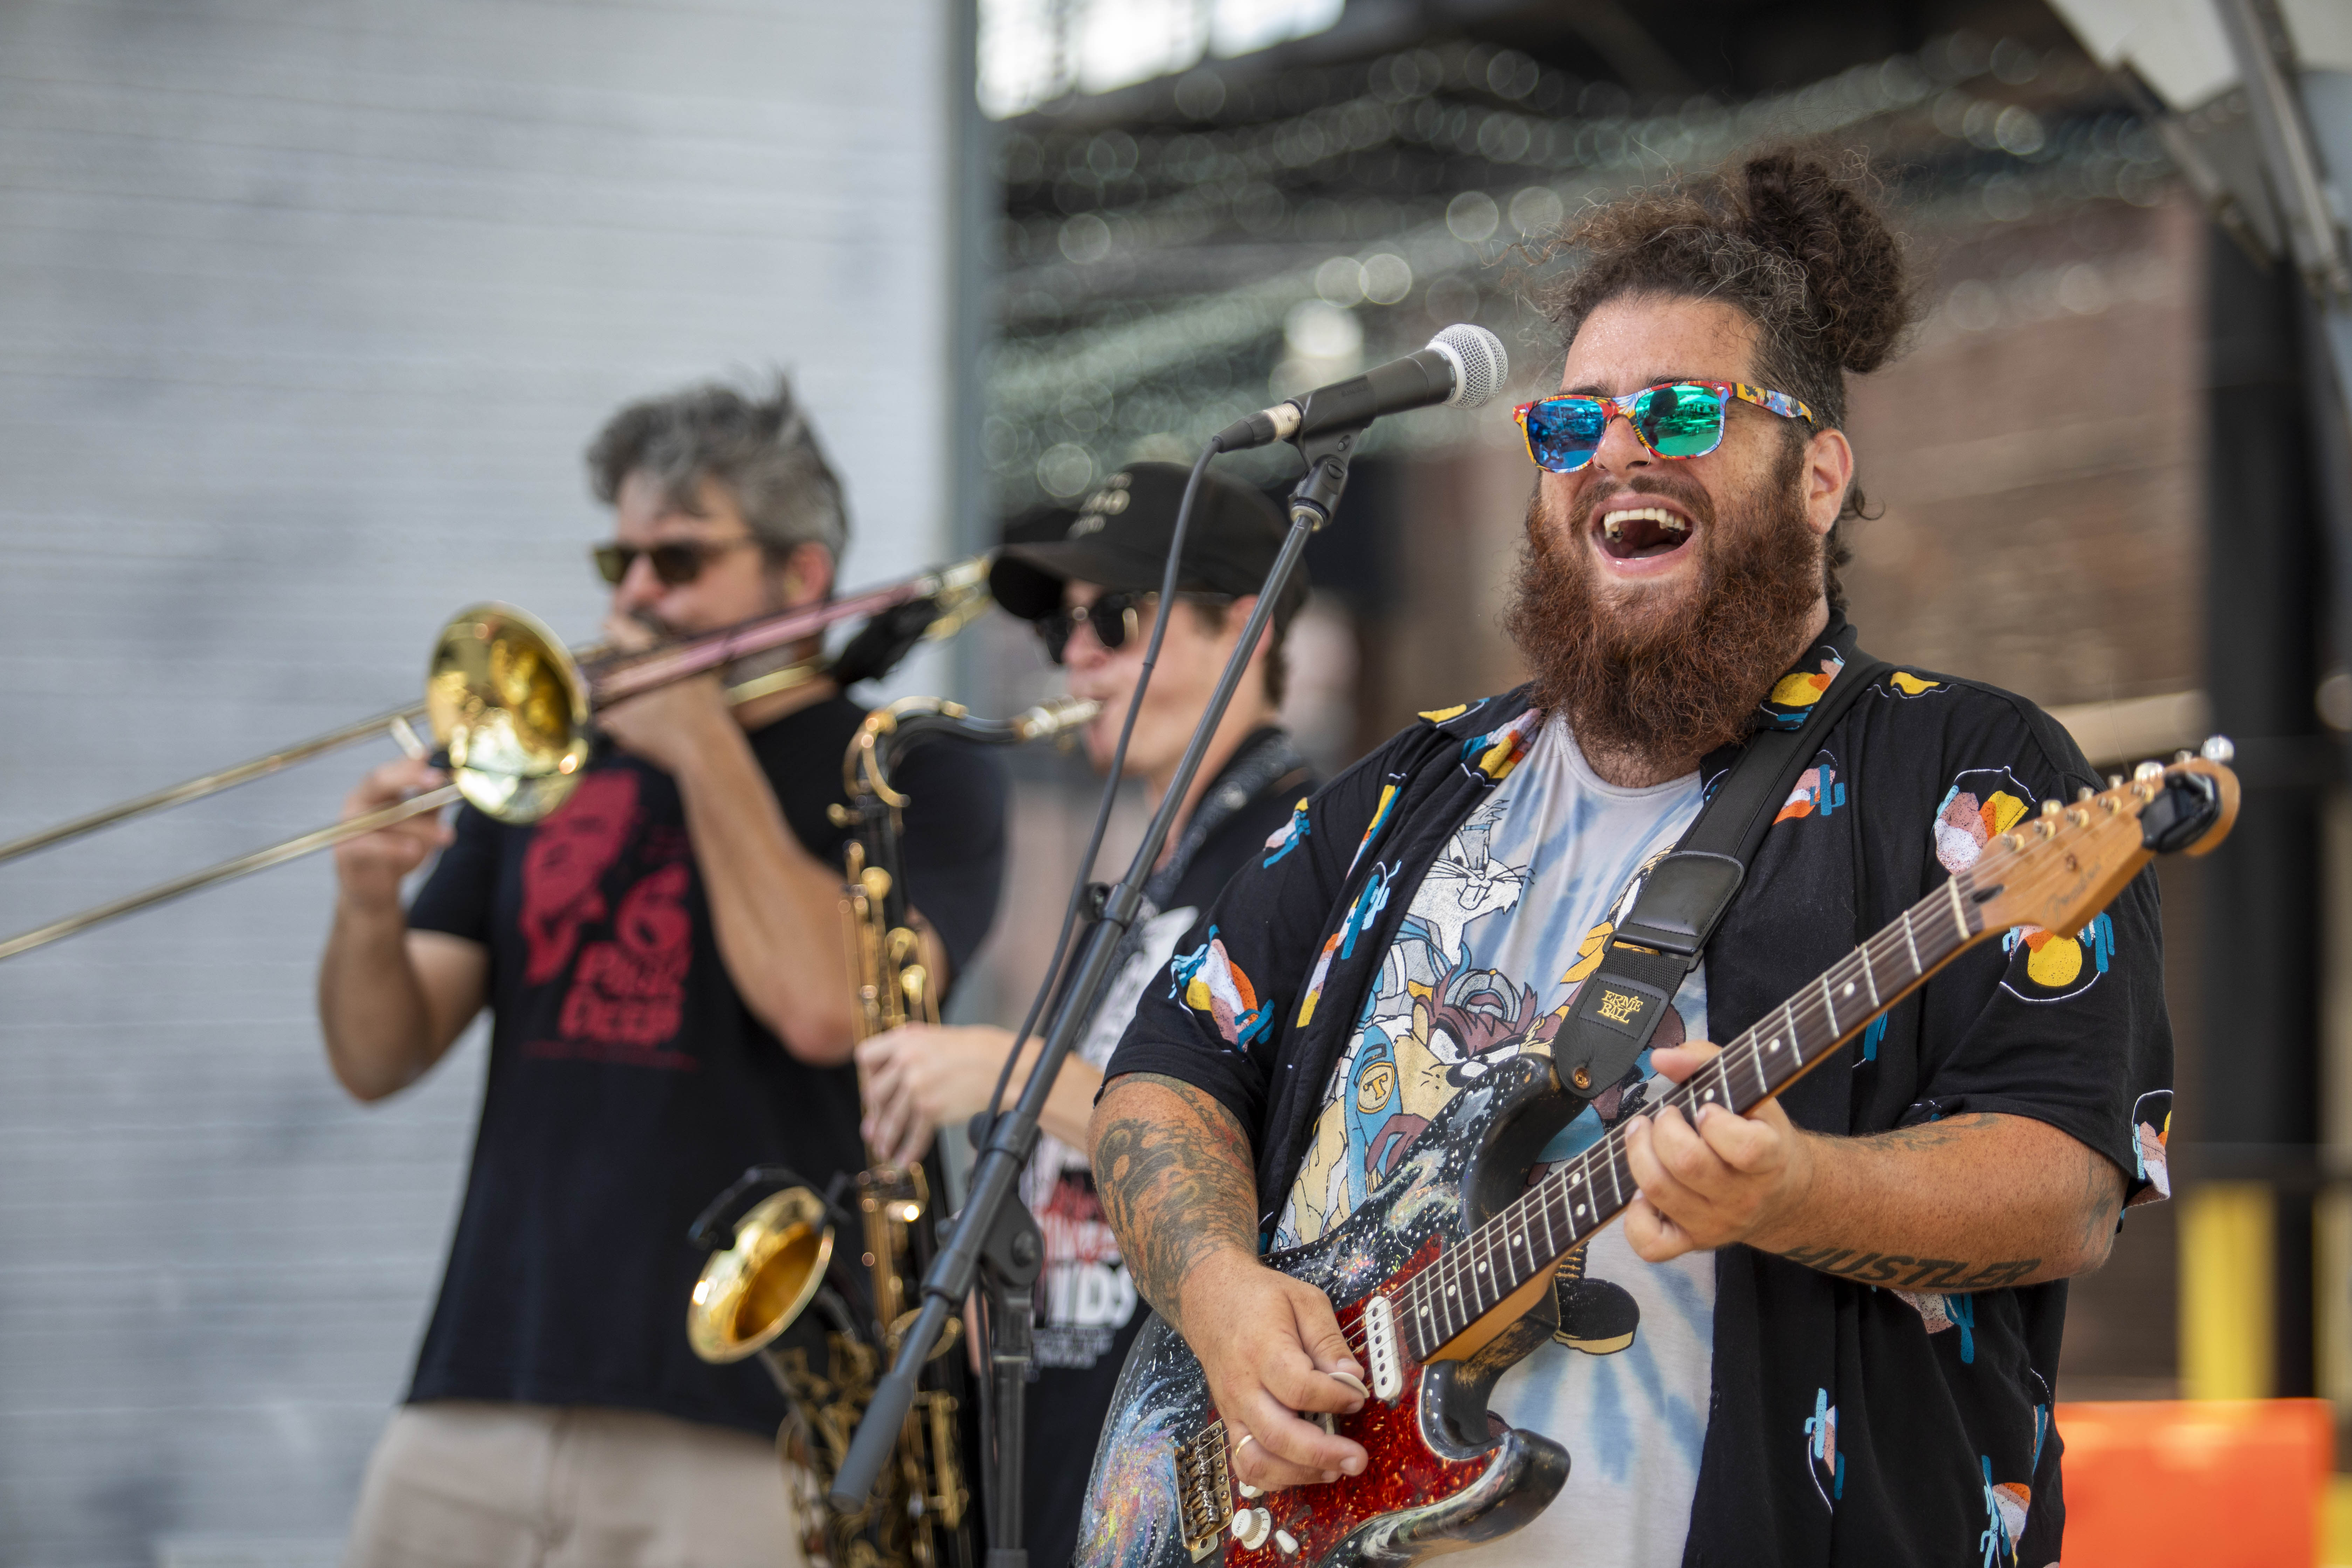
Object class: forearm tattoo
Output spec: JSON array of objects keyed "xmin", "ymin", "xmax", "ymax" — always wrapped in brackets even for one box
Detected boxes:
[
  {"xmin": 1777, "ymin": 1245, "xmax": 2042, "ymax": 1291},
  {"xmin": 1092, "ymin": 1073, "xmax": 1259, "ymax": 1333}
]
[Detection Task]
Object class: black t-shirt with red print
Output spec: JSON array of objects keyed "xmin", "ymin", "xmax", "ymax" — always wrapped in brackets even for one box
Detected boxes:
[{"xmin": 405, "ymin": 695, "xmax": 1007, "ymax": 1436}]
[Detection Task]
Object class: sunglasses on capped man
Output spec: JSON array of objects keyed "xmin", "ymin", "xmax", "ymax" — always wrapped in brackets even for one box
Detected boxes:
[
  {"xmin": 1035, "ymin": 588, "xmax": 1233, "ymax": 665},
  {"xmin": 592, "ymin": 538, "xmax": 762, "ymax": 587},
  {"xmin": 1513, "ymin": 381, "xmax": 1815, "ymax": 474}
]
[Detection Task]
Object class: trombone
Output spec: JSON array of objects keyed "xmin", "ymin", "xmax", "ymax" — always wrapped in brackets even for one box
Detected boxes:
[{"xmin": 0, "ymin": 558, "xmax": 993, "ymax": 962}]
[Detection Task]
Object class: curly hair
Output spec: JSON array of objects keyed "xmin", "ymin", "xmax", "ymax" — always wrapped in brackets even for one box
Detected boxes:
[
  {"xmin": 1540, "ymin": 150, "xmax": 1922, "ymax": 610},
  {"xmin": 587, "ymin": 374, "xmax": 849, "ymax": 564}
]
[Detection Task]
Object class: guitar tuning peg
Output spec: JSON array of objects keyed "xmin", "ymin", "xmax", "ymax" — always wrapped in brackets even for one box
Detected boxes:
[
  {"xmin": 2040, "ymin": 797, "xmax": 2063, "ymax": 817},
  {"xmin": 2076, "ymin": 787, "xmax": 2095, "ymax": 803},
  {"xmin": 2107, "ymin": 774, "xmax": 2125, "ymax": 789},
  {"xmin": 2133, "ymin": 760, "xmax": 2165, "ymax": 782},
  {"xmin": 2174, "ymin": 750, "xmax": 2194, "ymax": 764},
  {"xmin": 2201, "ymin": 735, "xmax": 2235, "ymax": 764}
]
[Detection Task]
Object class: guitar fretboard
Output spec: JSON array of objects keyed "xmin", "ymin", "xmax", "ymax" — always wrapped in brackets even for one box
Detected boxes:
[{"xmin": 1387, "ymin": 870, "xmax": 1987, "ymax": 1362}]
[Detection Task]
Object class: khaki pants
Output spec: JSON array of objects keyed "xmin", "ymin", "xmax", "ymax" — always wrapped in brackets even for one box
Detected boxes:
[{"xmin": 344, "ymin": 1400, "xmax": 807, "ymax": 1568}]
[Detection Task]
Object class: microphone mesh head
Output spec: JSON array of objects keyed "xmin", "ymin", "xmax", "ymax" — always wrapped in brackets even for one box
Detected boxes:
[{"xmin": 1430, "ymin": 324, "xmax": 1508, "ymax": 408}]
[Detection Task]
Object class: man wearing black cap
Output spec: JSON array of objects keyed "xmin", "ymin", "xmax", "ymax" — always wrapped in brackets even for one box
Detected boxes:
[{"xmin": 856, "ymin": 461, "xmax": 1316, "ymax": 1568}]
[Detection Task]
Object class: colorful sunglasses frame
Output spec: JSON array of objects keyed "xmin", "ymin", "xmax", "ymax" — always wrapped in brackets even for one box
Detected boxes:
[{"xmin": 1512, "ymin": 381, "xmax": 1816, "ymax": 472}]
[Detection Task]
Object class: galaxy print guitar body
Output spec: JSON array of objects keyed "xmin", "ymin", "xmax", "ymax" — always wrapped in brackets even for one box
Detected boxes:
[
  {"xmin": 1082, "ymin": 1053, "xmax": 1577, "ymax": 1568},
  {"xmin": 1075, "ymin": 756, "xmax": 2237, "ymax": 1568}
]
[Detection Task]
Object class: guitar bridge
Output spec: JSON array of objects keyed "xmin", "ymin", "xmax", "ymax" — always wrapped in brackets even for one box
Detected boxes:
[
  {"xmin": 1363, "ymin": 1292, "xmax": 1403, "ymax": 1401},
  {"xmin": 1173, "ymin": 1426, "xmax": 1232, "ymax": 1562}
]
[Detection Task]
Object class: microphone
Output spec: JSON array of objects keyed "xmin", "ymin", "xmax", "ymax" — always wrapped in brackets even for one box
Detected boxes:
[{"xmin": 1216, "ymin": 323, "xmax": 1508, "ymax": 450}]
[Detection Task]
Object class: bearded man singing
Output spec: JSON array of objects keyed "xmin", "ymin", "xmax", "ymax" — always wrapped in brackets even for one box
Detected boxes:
[{"xmin": 1078, "ymin": 152, "xmax": 2172, "ymax": 1567}]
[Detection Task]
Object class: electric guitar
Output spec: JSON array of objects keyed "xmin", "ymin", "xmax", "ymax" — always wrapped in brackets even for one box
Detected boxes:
[{"xmin": 1078, "ymin": 749, "xmax": 2239, "ymax": 1568}]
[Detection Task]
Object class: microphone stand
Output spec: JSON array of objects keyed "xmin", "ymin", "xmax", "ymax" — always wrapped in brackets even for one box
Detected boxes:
[{"xmin": 829, "ymin": 422, "xmax": 1368, "ymax": 1568}]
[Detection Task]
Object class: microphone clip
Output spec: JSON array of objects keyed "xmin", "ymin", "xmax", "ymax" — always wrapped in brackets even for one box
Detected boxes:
[{"xmin": 1286, "ymin": 423, "xmax": 1365, "ymax": 532}]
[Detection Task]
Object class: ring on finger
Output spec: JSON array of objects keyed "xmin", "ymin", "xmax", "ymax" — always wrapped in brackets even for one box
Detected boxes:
[{"xmin": 1231, "ymin": 1432, "xmax": 1264, "ymax": 1498}]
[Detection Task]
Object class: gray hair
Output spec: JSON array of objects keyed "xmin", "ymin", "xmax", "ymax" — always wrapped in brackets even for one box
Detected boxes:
[{"xmin": 586, "ymin": 375, "xmax": 849, "ymax": 562}]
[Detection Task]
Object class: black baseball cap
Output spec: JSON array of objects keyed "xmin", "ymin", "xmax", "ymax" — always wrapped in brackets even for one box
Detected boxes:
[{"xmin": 990, "ymin": 463, "xmax": 1310, "ymax": 629}]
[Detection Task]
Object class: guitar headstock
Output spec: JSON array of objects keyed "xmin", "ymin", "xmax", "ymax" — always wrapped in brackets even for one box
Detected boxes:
[{"xmin": 1969, "ymin": 739, "xmax": 2241, "ymax": 938}]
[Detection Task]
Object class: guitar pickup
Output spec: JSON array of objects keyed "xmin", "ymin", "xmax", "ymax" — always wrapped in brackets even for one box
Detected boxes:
[{"xmin": 1362, "ymin": 1293, "xmax": 1403, "ymax": 1401}]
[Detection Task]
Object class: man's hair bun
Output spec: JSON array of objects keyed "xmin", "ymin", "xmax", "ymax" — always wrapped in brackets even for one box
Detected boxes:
[{"xmin": 1734, "ymin": 151, "xmax": 1912, "ymax": 378}]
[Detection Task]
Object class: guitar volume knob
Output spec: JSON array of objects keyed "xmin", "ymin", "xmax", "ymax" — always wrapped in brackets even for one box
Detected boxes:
[{"xmin": 1231, "ymin": 1507, "xmax": 1273, "ymax": 1550}]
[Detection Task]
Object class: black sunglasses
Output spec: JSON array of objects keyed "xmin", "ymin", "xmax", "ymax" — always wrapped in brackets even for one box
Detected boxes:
[
  {"xmin": 1037, "ymin": 590, "xmax": 1151, "ymax": 664},
  {"xmin": 1036, "ymin": 589, "xmax": 1238, "ymax": 664},
  {"xmin": 592, "ymin": 538, "xmax": 761, "ymax": 587}
]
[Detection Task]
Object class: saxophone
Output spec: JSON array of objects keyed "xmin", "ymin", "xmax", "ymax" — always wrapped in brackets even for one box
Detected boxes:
[{"xmin": 687, "ymin": 695, "xmax": 1098, "ymax": 1568}]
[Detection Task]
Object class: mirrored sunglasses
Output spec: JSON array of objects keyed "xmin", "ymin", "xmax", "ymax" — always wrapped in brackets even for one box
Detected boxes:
[{"xmin": 1513, "ymin": 381, "xmax": 1814, "ymax": 474}]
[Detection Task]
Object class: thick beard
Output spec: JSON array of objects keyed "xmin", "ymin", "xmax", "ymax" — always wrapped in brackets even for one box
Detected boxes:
[{"xmin": 1504, "ymin": 444, "xmax": 1824, "ymax": 768}]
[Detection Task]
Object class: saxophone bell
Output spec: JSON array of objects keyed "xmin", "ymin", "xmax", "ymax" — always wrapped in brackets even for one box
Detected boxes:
[{"xmin": 685, "ymin": 1171, "xmax": 839, "ymax": 1366}]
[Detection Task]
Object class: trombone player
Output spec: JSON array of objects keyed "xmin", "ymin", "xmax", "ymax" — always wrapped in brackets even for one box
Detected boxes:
[{"xmin": 319, "ymin": 378, "xmax": 1009, "ymax": 1566}]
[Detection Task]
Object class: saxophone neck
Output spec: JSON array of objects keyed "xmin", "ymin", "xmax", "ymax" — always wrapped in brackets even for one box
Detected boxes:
[{"xmin": 844, "ymin": 694, "xmax": 1102, "ymax": 808}]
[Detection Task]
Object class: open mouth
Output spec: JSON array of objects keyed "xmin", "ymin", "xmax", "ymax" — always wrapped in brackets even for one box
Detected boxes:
[{"xmin": 1596, "ymin": 504, "xmax": 1693, "ymax": 561}]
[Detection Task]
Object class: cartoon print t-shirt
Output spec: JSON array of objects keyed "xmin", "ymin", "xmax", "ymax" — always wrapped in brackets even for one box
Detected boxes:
[
  {"xmin": 404, "ymin": 695, "xmax": 1006, "ymax": 1436},
  {"xmin": 1276, "ymin": 716, "xmax": 1713, "ymax": 1568}
]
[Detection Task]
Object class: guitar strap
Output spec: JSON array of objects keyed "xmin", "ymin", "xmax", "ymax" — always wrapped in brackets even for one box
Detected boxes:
[{"xmin": 1549, "ymin": 647, "xmax": 1889, "ymax": 1106}]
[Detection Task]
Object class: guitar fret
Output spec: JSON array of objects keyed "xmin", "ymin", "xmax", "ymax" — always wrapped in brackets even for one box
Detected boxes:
[
  {"xmin": 1946, "ymin": 877, "xmax": 1968, "ymax": 942},
  {"xmin": 1901, "ymin": 909, "xmax": 1922, "ymax": 977},
  {"xmin": 1860, "ymin": 941, "xmax": 1881, "ymax": 1010},
  {"xmin": 1819, "ymin": 972, "xmax": 1839, "ymax": 1038},
  {"xmin": 1784, "ymin": 1001, "xmax": 1803, "ymax": 1068}
]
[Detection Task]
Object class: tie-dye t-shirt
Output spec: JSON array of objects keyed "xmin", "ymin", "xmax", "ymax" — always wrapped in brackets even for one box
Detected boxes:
[{"xmin": 1275, "ymin": 717, "xmax": 1713, "ymax": 1568}]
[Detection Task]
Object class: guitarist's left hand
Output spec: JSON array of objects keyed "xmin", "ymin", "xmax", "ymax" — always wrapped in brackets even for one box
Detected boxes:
[{"xmin": 1621, "ymin": 1042, "xmax": 1818, "ymax": 1261}]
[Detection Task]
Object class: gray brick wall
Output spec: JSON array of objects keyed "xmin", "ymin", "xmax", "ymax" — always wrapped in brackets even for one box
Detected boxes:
[{"xmin": 0, "ymin": 3, "xmax": 953, "ymax": 1560}]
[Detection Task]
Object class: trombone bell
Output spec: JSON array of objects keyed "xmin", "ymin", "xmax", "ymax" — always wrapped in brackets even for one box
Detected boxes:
[
  {"xmin": 426, "ymin": 603, "xmax": 594, "ymax": 825},
  {"xmin": 687, "ymin": 1186, "xmax": 836, "ymax": 1364}
]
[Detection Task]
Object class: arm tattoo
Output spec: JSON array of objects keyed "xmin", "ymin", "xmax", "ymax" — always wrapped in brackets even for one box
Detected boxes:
[
  {"xmin": 1778, "ymin": 1244, "xmax": 2042, "ymax": 1291},
  {"xmin": 1872, "ymin": 1112, "xmax": 2000, "ymax": 1150},
  {"xmin": 1091, "ymin": 1073, "xmax": 1259, "ymax": 1334}
]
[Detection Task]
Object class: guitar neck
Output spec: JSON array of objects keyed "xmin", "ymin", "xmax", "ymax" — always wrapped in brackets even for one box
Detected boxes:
[{"xmin": 1398, "ymin": 869, "xmax": 1993, "ymax": 1363}]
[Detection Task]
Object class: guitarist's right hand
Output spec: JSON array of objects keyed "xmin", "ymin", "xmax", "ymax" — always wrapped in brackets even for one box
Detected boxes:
[
  {"xmin": 1182, "ymin": 1248, "xmax": 1370, "ymax": 1490},
  {"xmin": 1092, "ymin": 1072, "xmax": 1368, "ymax": 1489}
]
